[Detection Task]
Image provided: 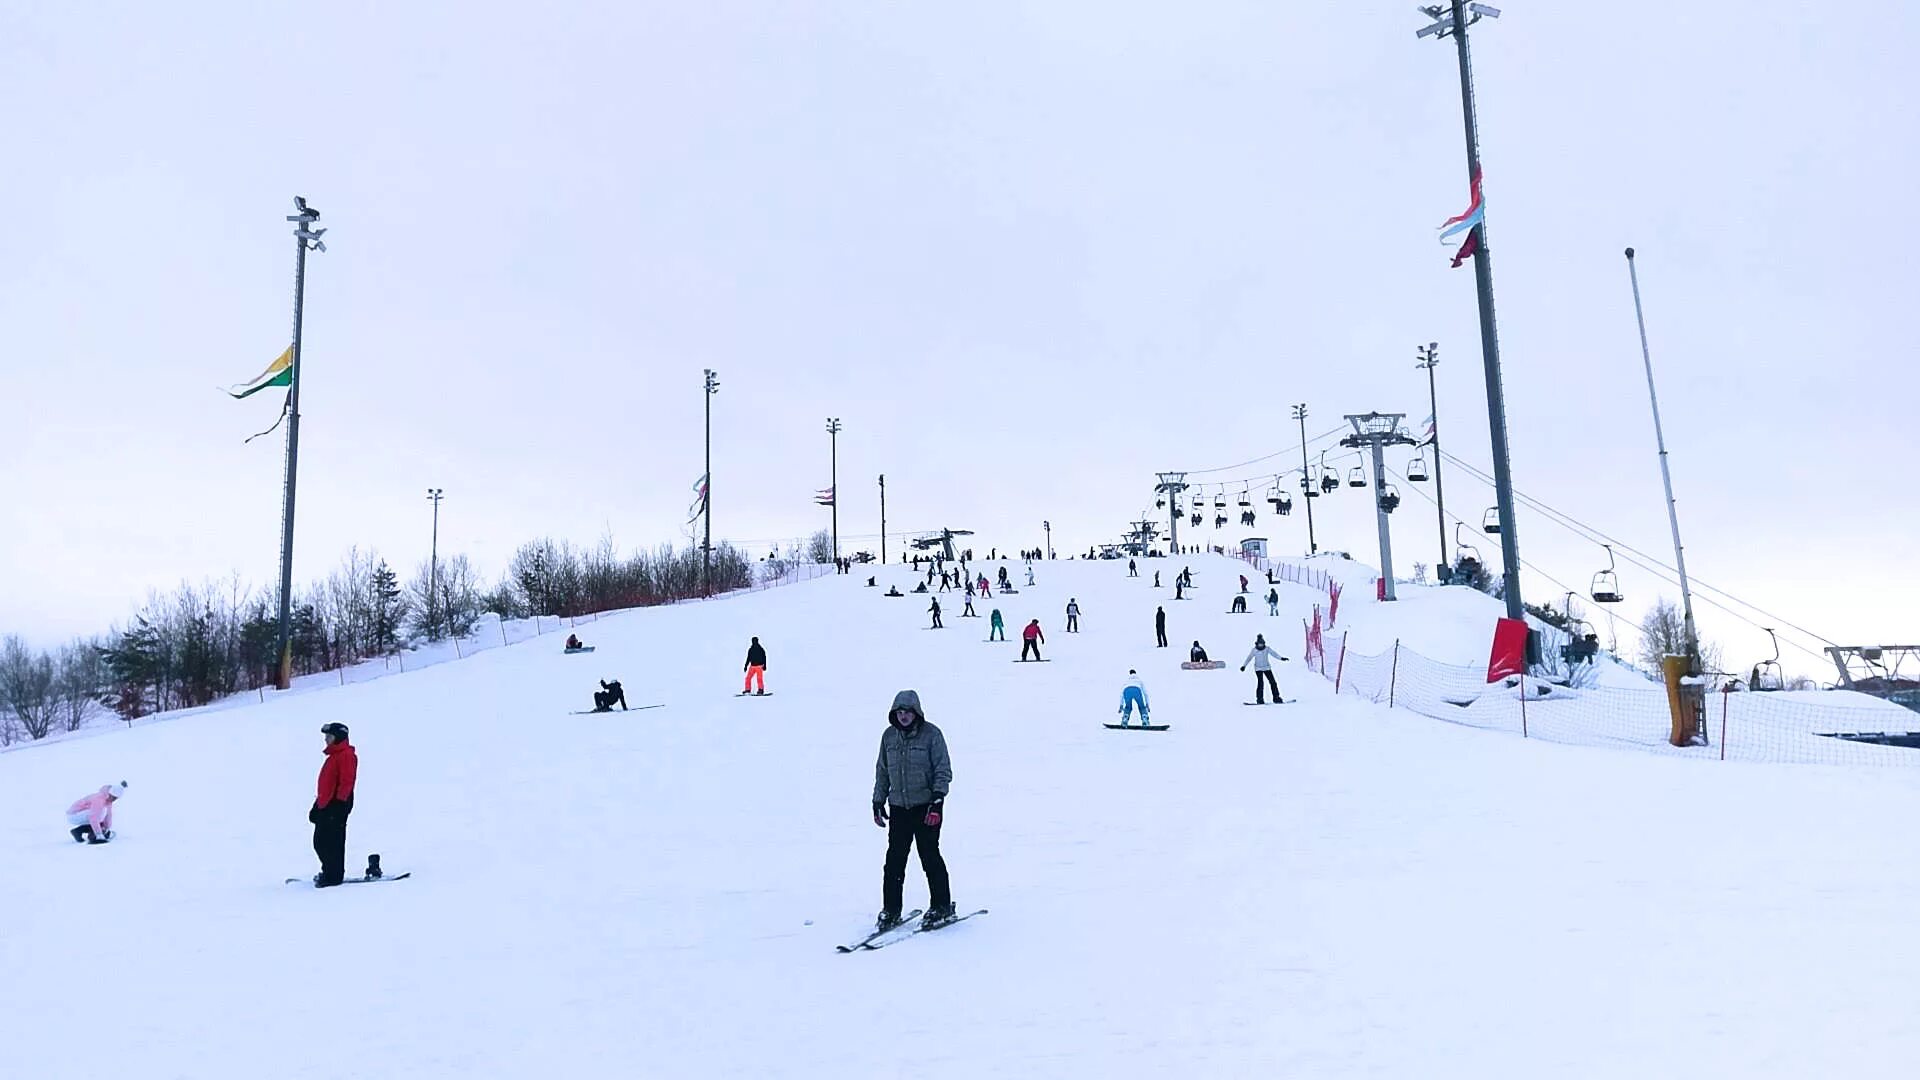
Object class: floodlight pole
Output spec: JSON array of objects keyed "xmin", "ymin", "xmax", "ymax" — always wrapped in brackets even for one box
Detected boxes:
[
  {"xmin": 275, "ymin": 197, "xmax": 325, "ymax": 690},
  {"xmin": 1625, "ymin": 248, "xmax": 1700, "ymax": 670},
  {"xmin": 1423, "ymin": 0, "xmax": 1526, "ymax": 631},
  {"xmin": 702, "ymin": 370, "xmax": 719, "ymax": 596},
  {"xmin": 1417, "ymin": 343, "xmax": 1449, "ymax": 573},
  {"xmin": 1292, "ymin": 404, "xmax": 1317, "ymax": 555},
  {"xmin": 426, "ymin": 488, "xmax": 444, "ymax": 636},
  {"xmin": 826, "ymin": 418, "xmax": 842, "ymax": 563},
  {"xmin": 1043, "ymin": 519, "xmax": 1052, "ymax": 560},
  {"xmin": 879, "ymin": 474, "xmax": 888, "ymax": 564}
]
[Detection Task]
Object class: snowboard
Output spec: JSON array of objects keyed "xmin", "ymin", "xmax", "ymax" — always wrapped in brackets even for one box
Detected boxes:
[
  {"xmin": 1180, "ymin": 661, "xmax": 1225, "ymax": 670},
  {"xmin": 563, "ymin": 646, "xmax": 596, "ymax": 654},
  {"xmin": 571, "ymin": 704, "xmax": 664, "ymax": 714},
  {"xmin": 286, "ymin": 872, "xmax": 411, "ymax": 886},
  {"xmin": 1013, "ymin": 658, "xmax": 1051, "ymax": 663},
  {"xmin": 1105, "ymin": 723, "xmax": 1170, "ymax": 731},
  {"xmin": 736, "ymin": 691, "xmax": 774, "ymax": 697},
  {"xmin": 1243, "ymin": 701, "xmax": 1287, "ymax": 706}
]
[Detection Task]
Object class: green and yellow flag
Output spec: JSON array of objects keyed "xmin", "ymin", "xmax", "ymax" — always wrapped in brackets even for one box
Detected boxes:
[{"xmin": 228, "ymin": 346, "xmax": 293, "ymax": 399}]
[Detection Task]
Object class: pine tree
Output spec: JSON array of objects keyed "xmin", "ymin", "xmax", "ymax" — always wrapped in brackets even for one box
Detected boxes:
[
  {"xmin": 370, "ymin": 559, "xmax": 406, "ymax": 653},
  {"xmin": 99, "ymin": 617, "xmax": 162, "ymax": 722}
]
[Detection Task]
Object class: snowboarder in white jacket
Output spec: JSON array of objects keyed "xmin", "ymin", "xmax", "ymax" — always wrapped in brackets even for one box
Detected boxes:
[
  {"xmin": 1117, "ymin": 671, "xmax": 1151, "ymax": 726},
  {"xmin": 1241, "ymin": 635, "xmax": 1288, "ymax": 704}
]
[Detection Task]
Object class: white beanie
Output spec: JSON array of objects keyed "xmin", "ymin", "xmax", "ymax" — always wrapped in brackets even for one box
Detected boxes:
[{"xmin": 106, "ymin": 781, "xmax": 127, "ymax": 799}]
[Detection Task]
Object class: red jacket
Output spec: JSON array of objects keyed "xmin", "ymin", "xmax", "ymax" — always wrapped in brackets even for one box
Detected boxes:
[
  {"xmin": 315, "ymin": 741, "xmax": 358, "ymax": 809},
  {"xmin": 1023, "ymin": 622, "xmax": 1044, "ymax": 642}
]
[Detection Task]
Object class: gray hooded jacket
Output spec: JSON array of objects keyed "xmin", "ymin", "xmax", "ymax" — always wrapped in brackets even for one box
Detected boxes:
[{"xmin": 873, "ymin": 689, "xmax": 953, "ymax": 809}]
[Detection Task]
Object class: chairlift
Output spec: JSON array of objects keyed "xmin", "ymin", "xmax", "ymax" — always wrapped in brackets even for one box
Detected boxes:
[
  {"xmin": 1237, "ymin": 485, "xmax": 1251, "ymax": 508},
  {"xmin": 1239, "ymin": 510, "xmax": 1256, "ymax": 527},
  {"xmin": 1213, "ymin": 514, "xmax": 1227, "ymax": 529},
  {"xmin": 1276, "ymin": 491, "xmax": 1292, "ymax": 516},
  {"xmin": 1481, "ymin": 507, "xmax": 1502, "ymax": 534},
  {"xmin": 1213, "ymin": 491, "xmax": 1226, "ymax": 510},
  {"xmin": 1750, "ymin": 629, "xmax": 1785, "ymax": 691},
  {"xmin": 1347, "ymin": 466, "xmax": 1367, "ymax": 489},
  {"xmin": 1407, "ymin": 453, "xmax": 1429, "ymax": 482},
  {"xmin": 1189, "ymin": 511, "xmax": 1203, "ymax": 527},
  {"xmin": 1452, "ymin": 523, "xmax": 1483, "ymax": 579},
  {"xmin": 1590, "ymin": 545, "xmax": 1623, "ymax": 604},
  {"xmin": 1377, "ymin": 484, "xmax": 1400, "ymax": 513}
]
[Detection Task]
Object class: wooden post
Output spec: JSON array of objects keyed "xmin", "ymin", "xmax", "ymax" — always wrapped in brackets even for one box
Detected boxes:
[
  {"xmin": 1389, "ymin": 640, "xmax": 1400, "ymax": 708},
  {"xmin": 1334, "ymin": 631, "xmax": 1349, "ymax": 693},
  {"xmin": 1519, "ymin": 672, "xmax": 1528, "ymax": 737},
  {"xmin": 1720, "ymin": 687, "xmax": 1730, "ymax": 761}
]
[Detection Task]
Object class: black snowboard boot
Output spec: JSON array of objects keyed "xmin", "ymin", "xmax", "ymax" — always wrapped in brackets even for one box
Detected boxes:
[
  {"xmin": 71, "ymin": 826, "xmax": 90, "ymax": 843},
  {"xmin": 364, "ymin": 854, "xmax": 382, "ymax": 880}
]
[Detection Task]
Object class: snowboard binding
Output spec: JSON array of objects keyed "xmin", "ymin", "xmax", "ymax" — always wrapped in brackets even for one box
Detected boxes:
[{"xmin": 364, "ymin": 854, "xmax": 383, "ymax": 880}]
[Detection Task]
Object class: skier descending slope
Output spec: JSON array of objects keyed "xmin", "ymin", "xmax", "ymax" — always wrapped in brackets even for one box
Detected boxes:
[
  {"xmin": 66, "ymin": 782, "xmax": 127, "ymax": 844},
  {"xmin": 872, "ymin": 690, "xmax": 954, "ymax": 931},
  {"xmin": 1117, "ymin": 671, "xmax": 1151, "ymax": 726},
  {"xmin": 310, "ymin": 723, "xmax": 358, "ymax": 887}
]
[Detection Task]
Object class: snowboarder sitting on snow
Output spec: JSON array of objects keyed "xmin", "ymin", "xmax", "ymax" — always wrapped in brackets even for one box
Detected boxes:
[
  {"xmin": 67, "ymin": 781, "xmax": 127, "ymax": 844},
  {"xmin": 1020, "ymin": 619, "xmax": 1045, "ymax": 661},
  {"xmin": 565, "ymin": 634, "xmax": 586, "ymax": 651},
  {"xmin": 593, "ymin": 679, "xmax": 628, "ymax": 712},
  {"xmin": 1241, "ymin": 635, "xmax": 1288, "ymax": 705},
  {"xmin": 1231, "ymin": 594, "xmax": 1248, "ymax": 613},
  {"xmin": 885, "ymin": 585, "xmax": 904, "ymax": 597},
  {"xmin": 1190, "ymin": 641, "xmax": 1209, "ymax": 663},
  {"xmin": 743, "ymin": 637, "xmax": 769, "ymax": 695},
  {"xmin": 872, "ymin": 689, "xmax": 954, "ymax": 932},
  {"xmin": 1118, "ymin": 671, "xmax": 1151, "ymax": 726},
  {"xmin": 912, "ymin": 582, "xmax": 929, "ymax": 593},
  {"xmin": 310, "ymin": 723, "xmax": 357, "ymax": 887}
]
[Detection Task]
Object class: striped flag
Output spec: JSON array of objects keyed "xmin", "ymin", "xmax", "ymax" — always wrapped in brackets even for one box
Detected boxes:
[
  {"xmin": 687, "ymin": 473, "xmax": 708, "ymax": 525},
  {"xmin": 1422, "ymin": 413, "xmax": 1436, "ymax": 442},
  {"xmin": 1438, "ymin": 167, "xmax": 1484, "ymax": 269},
  {"xmin": 228, "ymin": 346, "xmax": 293, "ymax": 398},
  {"xmin": 814, "ymin": 486, "xmax": 835, "ymax": 507}
]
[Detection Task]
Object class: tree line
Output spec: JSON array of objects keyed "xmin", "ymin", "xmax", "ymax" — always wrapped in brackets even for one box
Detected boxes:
[{"xmin": 0, "ymin": 536, "xmax": 752, "ymax": 745}]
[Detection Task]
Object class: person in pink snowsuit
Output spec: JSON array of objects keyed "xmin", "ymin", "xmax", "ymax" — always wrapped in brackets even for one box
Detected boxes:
[{"xmin": 67, "ymin": 782, "xmax": 126, "ymax": 844}]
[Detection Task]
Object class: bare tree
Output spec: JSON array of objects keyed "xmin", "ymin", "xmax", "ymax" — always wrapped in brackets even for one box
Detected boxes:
[
  {"xmin": 0, "ymin": 635, "xmax": 58, "ymax": 740},
  {"xmin": 55, "ymin": 640, "xmax": 104, "ymax": 732},
  {"xmin": 1636, "ymin": 597, "xmax": 1722, "ymax": 675},
  {"xmin": 806, "ymin": 529, "xmax": 833, "ymax": 564}
]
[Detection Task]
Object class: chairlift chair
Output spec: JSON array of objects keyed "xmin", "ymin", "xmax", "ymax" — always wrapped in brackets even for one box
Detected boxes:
[
  {"xmin": 1213, "ymin": 514, "xmax": 1227, "ymax": 529},
  {"xmin": 1751, "ymin": 629, "xmax": 1785, "ymax": 691},
  {"xmin": 1452, "ymin": 523, "xmax": 1483, "ymax": 579},
  {"xmin": 1407, "ymin": 453, "xmax": 1429, "ymax": 482},
  {"xmin": 1319, "ymin": 471, "xmax": 1340, "ymax": 495},
  {"xmin": 1377, "ymin": 484, "xmax": 1400, "ymax": 513},
  {"xmin": 1190, "ymin": 511, "xmax": 1203, "ymax": 527},
  {"xmin": 1590, "ymin": 544, "xmax": 1624, "ymax": 604},
  {"xmin": 1155, "ymin": 496, "xmax": 1166, "ymax": 510},
  {"xmin": 1481, "ymin": 507, "xmax": 1502, "ymax": 535},
  {"xmin": 1237, "ymin": 486, "xmax": 1251, "ymax": 508},
  {"xmin": 1347, "ymin": 466, "xmax": 1367, "ymax": 489}
]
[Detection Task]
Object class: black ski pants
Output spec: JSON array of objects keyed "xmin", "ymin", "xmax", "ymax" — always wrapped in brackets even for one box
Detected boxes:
[
  {"xmin": 312, "ymin": 800, "xmax": 352, "ymax": 885},
  {"xmin": 1066, "ymin": 614, "xmax": 1078, "ymax": 632},
  {"xmin": 1253, "ymin": 670, "xmax": 1282, "ymax": 704},
  {"xmin": 1021, "ymin": 639, "xmax": 1041, "ymax": 661},
  {"xmin": 931, "ymin": 613, "xmax": 943, "ymax": 628},
  {"xmin": 883, "ymin": 804, "xmax": 950, "ymax": 915},
  {"xmin": 1156, "ymin": 624, "xmax": 1168, "ymax": 647}
]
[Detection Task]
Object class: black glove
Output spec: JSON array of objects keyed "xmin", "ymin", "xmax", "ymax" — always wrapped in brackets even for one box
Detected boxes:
[
  {"xmin": 308, "ymin": 806, "xmax": 321, "ymax": 824},
  {"xmin": 873, "ymin": 802, "xmax": 888, "ymax": 827}
]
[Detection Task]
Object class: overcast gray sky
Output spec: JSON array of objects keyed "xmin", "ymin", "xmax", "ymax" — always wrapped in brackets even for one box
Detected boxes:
[{"xmin": 3, "ymin": 2, "xmax": 1914, "ymax": 678}]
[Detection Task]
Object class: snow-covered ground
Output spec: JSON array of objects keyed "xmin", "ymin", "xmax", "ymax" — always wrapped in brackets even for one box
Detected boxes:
[{"xmin": 5, "ymin": 555, "xmax": 1918, "ymax": 1078}]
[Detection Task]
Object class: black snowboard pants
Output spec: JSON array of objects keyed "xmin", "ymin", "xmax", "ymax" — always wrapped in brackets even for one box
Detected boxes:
[
  {"xmin": 1253, "ymin": 670, "xmax": 1282, "ymax": 704},
  {"xmin": 1156, "ymin": 625, "xmax": 1168, "ymax": 647},
  {"xmin": 883, "ymin": 804, "xmax": 950, "ymax": 915},
  {"xmin": 312, "ymin": 800, "xmax": 353, "ymax": 885},
  {"xmin": 1021, "ymin": 639, "xmax": 1040, "ymax": 661}
]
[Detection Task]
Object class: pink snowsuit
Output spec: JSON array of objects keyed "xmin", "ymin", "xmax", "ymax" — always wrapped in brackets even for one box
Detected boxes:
[{"xmin": 66, "ymin": 788, "xmax": 116, "ymax": 834}]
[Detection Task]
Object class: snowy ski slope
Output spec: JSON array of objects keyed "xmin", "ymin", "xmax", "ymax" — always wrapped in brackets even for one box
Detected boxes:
[{"xmin": 3, "ymin": 555, "xmax": 1917, "ymax": 1078}]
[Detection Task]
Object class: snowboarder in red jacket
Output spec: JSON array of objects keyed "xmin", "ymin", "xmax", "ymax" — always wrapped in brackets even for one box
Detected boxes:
[
  {"xmin": 309, "ymin": 723, "xmax": 358, "ymax": 887},
  {"xmin": 1020, "ymin": 619, "xmax": 1045, "ymax": 662}
]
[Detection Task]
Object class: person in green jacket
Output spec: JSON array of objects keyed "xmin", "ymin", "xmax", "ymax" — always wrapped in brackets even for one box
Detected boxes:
[{"xmin": 988, "ymin": 608, "xmax": 1005, "ymax": 641}]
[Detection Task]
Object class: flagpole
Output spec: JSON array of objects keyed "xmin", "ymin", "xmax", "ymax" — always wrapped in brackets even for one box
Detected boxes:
[
  {"xmin": 703, "ymin": 369, "xmax": 718, "ymax": 597},
  {"xmin": 826, "ymin": 417, "xmax": 842, "ymax": 563},
  {"xmin": 1417, "ymin": 343, "xmax": 1448, "ymax": 574},
  {"xmin": 275, "ymin": 198, "xmax": 324, "ymax": 690},
  {"xmin": 1422, "ymin": 1, "xmax": 1527, "ymax": 641}
]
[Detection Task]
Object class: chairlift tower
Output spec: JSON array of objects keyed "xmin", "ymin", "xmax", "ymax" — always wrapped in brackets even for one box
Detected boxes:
[
  {"xmin": 1155, "ymin": 472, "xmax": 1188, "ymax": 554},
  {"xmin": 1291, "ymin": 404, "xmax": 1317, "ymax": 555},
  {"xmin": 1340, "ymin": 413, "xmax": 1418, "ymax": 600}
]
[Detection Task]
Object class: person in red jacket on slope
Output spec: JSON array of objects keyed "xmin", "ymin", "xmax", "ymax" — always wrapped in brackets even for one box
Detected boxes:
[{"xmin": 309, "ymin": 722, "xmax": 358, "ymax": 887}]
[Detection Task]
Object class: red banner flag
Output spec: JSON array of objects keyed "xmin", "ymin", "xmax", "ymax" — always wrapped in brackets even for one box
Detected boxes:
[{"xmin": 1487, "ymin": 617, "xmax": 1528, "ymax": 683}]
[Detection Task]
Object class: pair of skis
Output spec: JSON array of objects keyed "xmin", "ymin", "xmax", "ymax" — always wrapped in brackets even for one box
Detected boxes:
[{"xmin": 834, "ymin": 908, "xmax": 989, "ymax": 952}]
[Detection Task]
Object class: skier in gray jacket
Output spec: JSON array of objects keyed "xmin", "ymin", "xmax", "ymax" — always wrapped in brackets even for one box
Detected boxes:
[
  {"xmin": 1241, "ymin": 634, "xmax": 1289, "ymax": 704},
  {"xmin": 872, "ymin": 689, "xmax": 954, "ymax": 930}
]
